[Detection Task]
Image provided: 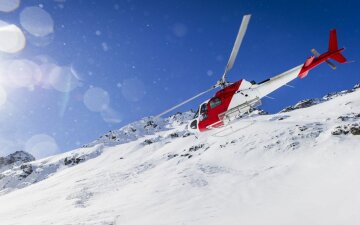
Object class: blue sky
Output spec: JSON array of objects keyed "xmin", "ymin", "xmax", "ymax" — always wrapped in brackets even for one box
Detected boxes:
[{"xmin": 0, "ymin": 0, "xmax": 359, "ymax": 158}]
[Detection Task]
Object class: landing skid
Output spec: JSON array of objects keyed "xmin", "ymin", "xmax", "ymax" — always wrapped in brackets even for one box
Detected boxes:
[{"xmin": 205, "ymin": 98, "xmax": 261, "ymax": 131}]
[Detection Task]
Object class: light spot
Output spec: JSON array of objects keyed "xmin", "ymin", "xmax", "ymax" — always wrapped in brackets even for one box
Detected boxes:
[
  {"xmin": 38, "ymin": 63, "xmax": 57, "ymax": 89},
  {"xmin": 120, "ymin": 77, "xmax": 146, "ymax": 102},
  {"xmin": 0, "ymin": 0, "xmax": 20, "ymax": 12},
  {"xmin": 83, "ymin": 87, "xmax": 110, "ymax": 112},
  {"xmin": 101, "ymin": 107, "xmax": 122, "ymax": 123},
  {"xmin": 216, "ymin": 55, "xmax": 224, "ymax": 62},
  {"xmin": 6, "ymin": 59, "xmax": 42, "ymax": 89},
  {"xmin": 20, "ymin": 6, "xmax": 54, "ymax": 37},
  {"xmin": 172, "ymin": 23, "xmax": 188, "ymax": 38},
  {"xmin": 48, "ymin": 66, "xmax": 80, "ymax": 92},
  {"xmin": 101, "ymin": 42, "xmax": 109, "ymax": 51},
  {"xmin": 0, "ymin": 21, "xmax": 26, "ymax": 53},
  {"xmin": 207, "ymin": 70, "xmax": 214, "ymax": 76},
  {"xmin": 95, "ymin": 30, "xmax": 101, "ymax": 36},
  {"xmin": 25, "ymin": 134, "xmax": 59, "ymax": 159}
]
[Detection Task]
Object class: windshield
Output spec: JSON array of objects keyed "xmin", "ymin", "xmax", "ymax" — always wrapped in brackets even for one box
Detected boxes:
[{"xmin": 200, "ymin": 103, "xmax": 208, "ymax": 113}]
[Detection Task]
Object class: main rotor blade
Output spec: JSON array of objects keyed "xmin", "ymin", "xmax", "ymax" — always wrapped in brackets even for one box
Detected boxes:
[
  {"xmin": 221, "ymin": 14, "xmax": 251, "ymax": 82},
  {"xmin": 156, "ymin": 86, "xmax": 216, "ymax": 118}
]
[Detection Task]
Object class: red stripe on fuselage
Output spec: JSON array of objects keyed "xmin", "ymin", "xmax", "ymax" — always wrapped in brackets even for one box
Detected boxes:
[{"xmin": 198, "ymin": 80, "xmax": 242, "ymax": 132}]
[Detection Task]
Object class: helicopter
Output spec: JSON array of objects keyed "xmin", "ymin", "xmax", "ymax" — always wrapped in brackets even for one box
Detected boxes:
[{"xmin": 156, "ymin": 14, "xmax": 348, "ymax": 132}]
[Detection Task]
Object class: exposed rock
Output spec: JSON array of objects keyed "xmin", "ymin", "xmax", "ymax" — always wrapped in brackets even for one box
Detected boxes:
[
  {"xmin": 280, "ymin": 99, "xmax": 322, "ymax": 113},
  {"xmin": 188, "ymin": 144, "xmax": 205, "ymax": 152},
  {"xmin": 337, "ymin": 113, "xmax": 360, "ymax": 122},
  {"xmin": 64, "ymin": 156, "xmax": 85, "ymax": 166},
  {"xmin": 350, "ymin": 126, "xmax": 360, "ymax": 135},
  {"xmin": 144, "ymin": 120, "xmax": 157, "ymax": 129},
  {"xmin": 0, "ymin": 151, "xmax": 35, "ymax": 169},
  {"xmin": 143, "ymin": 139, "xmax": 154, "ymax": 145},
  {"xmin": 19, "ymin": 164, "xmax": 33, "ymax": 179},
  {"xmin": 332, "ymin": 123, "xmax": 360, "ymax": 136},
  {"xmin": 169, "ymin": 132, "xmax": 179, "ymax": 138}
]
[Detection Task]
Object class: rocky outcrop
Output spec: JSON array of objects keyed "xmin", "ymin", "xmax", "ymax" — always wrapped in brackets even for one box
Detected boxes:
[
  {"xmin": 0, "ymin": 151, "xmax": 35, "ymax": 169},
  {"xmin": 332, "ymin": 123, "xmax": 360, "ymax": 136}
]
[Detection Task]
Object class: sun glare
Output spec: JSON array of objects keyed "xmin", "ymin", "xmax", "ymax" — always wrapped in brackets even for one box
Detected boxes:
[{"xmin": 0, "ymin": 21, "xmax": 26, "ymax": 54}]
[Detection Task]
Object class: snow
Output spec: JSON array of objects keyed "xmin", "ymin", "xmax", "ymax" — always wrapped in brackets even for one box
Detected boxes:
[{"xmin": 0, "ymin": 85, "xmax": 359, "ymax": 225}]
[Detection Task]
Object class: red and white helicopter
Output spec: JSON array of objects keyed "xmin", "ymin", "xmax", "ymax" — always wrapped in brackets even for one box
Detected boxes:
[{"xmin": 157, "ymin": 14, "xmax": 348, "ymax": 132}]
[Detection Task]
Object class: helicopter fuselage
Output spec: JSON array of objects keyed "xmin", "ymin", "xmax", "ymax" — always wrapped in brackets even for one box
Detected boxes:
[
  {"xmin": 188, "ymin": 32, "xmax": 347, "ymax": 133},
  {"xmin": 189, "ymin": 79, "xmax": 259, "ymax": 132}
]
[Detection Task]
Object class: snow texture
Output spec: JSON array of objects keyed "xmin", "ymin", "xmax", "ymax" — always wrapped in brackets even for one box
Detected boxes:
[{"xmin": 0, "ymin": 84, "xmax": 359, "ymax": 225}]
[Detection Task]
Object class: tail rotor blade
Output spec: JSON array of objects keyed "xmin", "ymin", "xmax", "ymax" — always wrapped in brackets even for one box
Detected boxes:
[
  {"xmin": 325, "ymin": 60, "xmax": 337, "ymax": 70},
  {"xmin": 311, "ymin": 48, "xmax": 336, "ymax": 69},
  {"xmin": 156, "ymin": 86, "xmax": 217, "ymax": 118},
  {"xmin": 221, "ymin": 14, "xmax": 251, "ymax": 83},
  {"xmin": 311, "ymin": 48, "xmax": 320, "ymax": 57}
]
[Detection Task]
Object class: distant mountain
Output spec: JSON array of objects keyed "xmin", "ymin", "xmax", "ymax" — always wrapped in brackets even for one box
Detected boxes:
[
  {"xmin": 0, "ymin": 151, "xmax": 35, "ymax": 169},
  {"xmin": 280, "ymin": 83, "xmax": 360, "ymax": 113},
  {"xmin": 84, "ymin": 111, "xmax": 195, "ymax": 148}
]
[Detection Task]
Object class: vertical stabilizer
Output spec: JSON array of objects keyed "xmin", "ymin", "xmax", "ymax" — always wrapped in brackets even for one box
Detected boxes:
[{"xmin": 329, "ymin": 29, "xmax": 339, "ymax": 52}]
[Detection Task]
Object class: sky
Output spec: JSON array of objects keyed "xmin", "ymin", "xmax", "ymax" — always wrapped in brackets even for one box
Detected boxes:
[{"xmin": 0, "ymin": 0, "xmax": 359, "ymax": 159}]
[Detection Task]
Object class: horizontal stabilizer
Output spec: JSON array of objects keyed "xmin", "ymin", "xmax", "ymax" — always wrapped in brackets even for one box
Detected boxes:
[{"xmin": 331, "ymin": 52, "xmax": 347, "ymax": 63}]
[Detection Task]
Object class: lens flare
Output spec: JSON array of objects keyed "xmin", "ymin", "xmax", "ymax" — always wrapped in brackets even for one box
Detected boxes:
[
  {"xmin": 48, "ymin": 66, "xmax": 79, "ymax": 92},
  {"xmin": 83, "ymin": 87, "xmax": 110, "ymax": 112},
  {"xmin": 20, "ymin": 6, "xmax": 54, "ymax": 37},
  {"xmin": 6, "ymin": 59, "xmax": 42, "ymax": 89},
  {"xmin": 101, "ymin": 107, "xmax": 122, "ymax": 123},
  {"xmin": 0, "ymin": 0, "xmax": 20, "ymax": 13},
  {"xmin": 0, "ymin": 21, "xmax": 26, "ymax": 53},
  {"xmin": 25, "ymin": 134, "xmax": 59, "ymax": 159}
]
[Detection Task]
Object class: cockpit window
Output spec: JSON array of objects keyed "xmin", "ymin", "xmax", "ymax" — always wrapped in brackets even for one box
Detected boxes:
[
  {"xmin": 193, "ymin": 109, "xmax": 199, "ymax": 119},
  {"xmin": 199, "ymin": 103, "xmax": 208, "ymax": 121},
  {"xmin": 200, "ymin": 103, "xmax": 208, "ymax": 113},
  {"xmin": 209, "ymin": 97, "xmax": 222, "ymax": 109},
  {"xmin": 194, "ymin": 103, "xmax": 208, "ymax": 120},
  {"xmin": 190, "ymin": 120, "xmax": 197, "ymax": 129}
]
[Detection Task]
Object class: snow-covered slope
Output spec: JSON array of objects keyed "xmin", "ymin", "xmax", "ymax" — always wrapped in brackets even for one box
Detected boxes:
[{"xmin": 0, "ymin": 84, "xmax": 359, "ymax": 225}]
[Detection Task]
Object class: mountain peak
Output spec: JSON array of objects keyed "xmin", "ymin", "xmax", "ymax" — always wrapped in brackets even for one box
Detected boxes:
[{"xmin": 0, "ymin": 151, "xmax": 35, "ymax": 168}]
